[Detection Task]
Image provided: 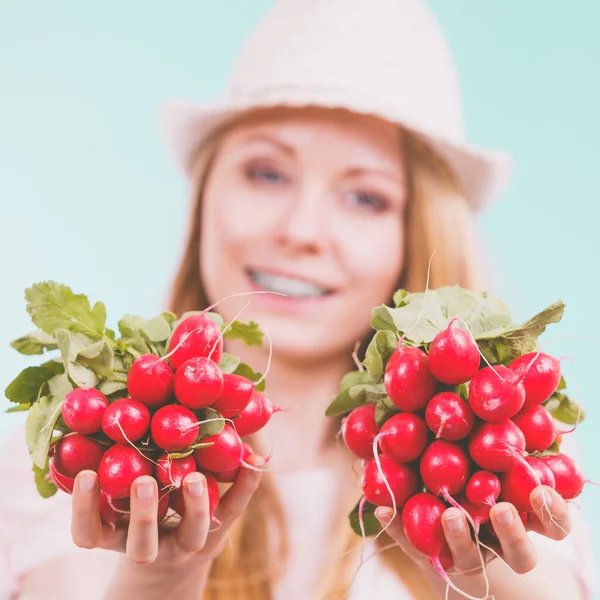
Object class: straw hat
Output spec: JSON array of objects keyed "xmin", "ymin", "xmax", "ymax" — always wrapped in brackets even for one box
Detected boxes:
[{"xmin": 160, "ymin": 0, "xmax": 512, "ymax": 210}]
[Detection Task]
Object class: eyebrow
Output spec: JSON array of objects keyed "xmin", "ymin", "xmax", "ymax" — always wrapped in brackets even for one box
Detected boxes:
[{"xmin": 239, "ymin": 133, "xmax": 404, "ymax": 184}]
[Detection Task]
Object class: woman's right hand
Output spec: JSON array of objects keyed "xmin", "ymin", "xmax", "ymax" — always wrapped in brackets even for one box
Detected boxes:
[{"xmin": 70, "ymin": 457, "xmax": 262, "ymax": 574}]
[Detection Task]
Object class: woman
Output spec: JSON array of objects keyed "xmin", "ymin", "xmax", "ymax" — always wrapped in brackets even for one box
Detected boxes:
[{"xmin": 0, "ymin": 0, "xmax": 594, "ymax": 598}]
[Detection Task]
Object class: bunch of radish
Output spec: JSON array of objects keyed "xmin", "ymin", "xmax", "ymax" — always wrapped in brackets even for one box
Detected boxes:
[
  {"xmin": 6, "ymin": 282, "xmax": 279, "ymax": 526},
  {"xmin": 328, "ymin": 286, "xmax": 588, "ymax": 582}
]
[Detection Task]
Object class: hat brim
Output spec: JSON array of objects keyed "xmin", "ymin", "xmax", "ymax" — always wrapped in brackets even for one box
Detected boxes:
[{"xmin": 160, "ymin": 97, "xmax": 512, "ymax": 211}]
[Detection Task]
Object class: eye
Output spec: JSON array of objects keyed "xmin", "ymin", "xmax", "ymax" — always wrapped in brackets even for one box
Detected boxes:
[
  {"xmin": 346, "ymin": 191, "xmax": 388, "ymax": 212},
  {"xmin": 246, "ymin": 164, "xmax": 287, "ymax": 184}
]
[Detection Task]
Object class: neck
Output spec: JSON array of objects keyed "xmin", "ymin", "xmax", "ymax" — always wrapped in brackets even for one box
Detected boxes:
[{"xmin": 225, "ymin": 340, "xmax": 354, "ymax": 472}]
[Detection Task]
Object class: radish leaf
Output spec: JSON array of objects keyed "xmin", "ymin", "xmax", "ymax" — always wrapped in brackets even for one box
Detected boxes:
[
  {"xmin": 363, "ymin": 330, "xmax": 397, "ymax": 382},
  {"xmin": 25, "ymin": 282, "xmax": 106, "ymax": 337},
  {"xmin": 223, "ymin": 320, "xmax": 264, "ymax": 346},
  {"xmin": 26, "ymin": 395, "xmax": 65, "ymax": 469},
  {"xmin": 349, "ymin": 500, "xmax": 381, "ymax": 536},
  {"xmin": 5, "ymin": 362, "xmax": 64, "ymax": 406},
  {"xmin": 33, "ymin": 460, "xmax": 58, "ymax": 498},
  {"xmin": 11, "ymin": 329, "xmax": 58, "ymax": 355}
]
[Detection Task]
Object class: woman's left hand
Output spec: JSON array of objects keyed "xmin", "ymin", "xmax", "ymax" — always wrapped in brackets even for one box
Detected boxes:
[{"xmin": 375, "ymin": 485, "xmax": 572, "ymax": 577}]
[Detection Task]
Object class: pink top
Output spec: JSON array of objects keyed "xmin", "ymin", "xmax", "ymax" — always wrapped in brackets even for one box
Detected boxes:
[{"xmin": 0, "ymin": 425, "xmax": 595, "ymax": 599}]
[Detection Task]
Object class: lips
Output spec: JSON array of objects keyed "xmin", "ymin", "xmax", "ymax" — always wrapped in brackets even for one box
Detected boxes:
[{"xmin": 246, "ymin": 268, "xmax": 334, "ymax": 298}]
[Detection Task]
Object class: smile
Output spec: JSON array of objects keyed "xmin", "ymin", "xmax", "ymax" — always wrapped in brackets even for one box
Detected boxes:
[{"xmin": 246, "ymin": 268, "xmax": 334, "ymax": 298}]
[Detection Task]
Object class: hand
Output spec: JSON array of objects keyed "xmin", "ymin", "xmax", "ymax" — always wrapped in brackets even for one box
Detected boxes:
[
  {"xmin": 375, "ymin": 485, "xmax": 572, "ymax": 578},
  {"xmin": 70, "ymin": 457, "xmax": 262, "ymax": 569}
]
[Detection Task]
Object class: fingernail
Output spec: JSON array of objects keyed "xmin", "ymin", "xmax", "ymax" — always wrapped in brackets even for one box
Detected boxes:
[
  {"xmin": 252, "ymin": 455, "xmax": 265, "ymax": 467},
  {"xmin": 533, "ymin": 488, "xmax": 553, "ymax": 509},
  {"xmin": 445, "ymin": 511, "xmax": 465, "ymax": 534},
  {"xmin": 78, "ymin": 472, "xmax": 95, "ymax": 494},
  {"xmin": 375, "ymin": 507, "xmax": 393, "ymax": 524},
  {"xmin": 186, "ymin": 473, "xmax": 205, "ymax": 497},
  {"xmin": 136, "ymin": 481, "xmax": 154, "ymax": 501},
  {"xmin": 495, "ymin": 506, "xmax": 514, "ymax": 526}
]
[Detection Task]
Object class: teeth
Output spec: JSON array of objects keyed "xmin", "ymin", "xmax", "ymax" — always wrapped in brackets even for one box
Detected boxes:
[{"xmin": 249, "ymin": 270, "xmax": 329, "ymax": 298}]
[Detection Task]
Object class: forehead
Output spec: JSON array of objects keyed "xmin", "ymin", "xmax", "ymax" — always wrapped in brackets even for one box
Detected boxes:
[{"xmin": 219, "ymin": 106, "xmax": 405, "ymax": 165}]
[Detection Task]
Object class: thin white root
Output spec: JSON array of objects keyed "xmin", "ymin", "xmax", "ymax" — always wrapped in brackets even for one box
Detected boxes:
[
  {"xmin": 208, "ymin": 300, "xmax": 251, "ymax": 361},
  {"xmin": 254, "ymin": 330, "xmax": 273, "ymax": 388},
  {"xmin": 115, "ymin": 420, "xmax": 161, "ymax": 467}
]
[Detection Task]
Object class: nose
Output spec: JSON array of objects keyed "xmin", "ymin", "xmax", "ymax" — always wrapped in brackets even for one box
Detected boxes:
[{"xmin": 274, "ymin": 184, "xmax": 326, "ymax": 254}]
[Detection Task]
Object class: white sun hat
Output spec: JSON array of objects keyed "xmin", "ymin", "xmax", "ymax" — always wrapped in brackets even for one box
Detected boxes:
[{"xmin": 160, "ymin": 0, "xmax": 512, "ymax": 210}]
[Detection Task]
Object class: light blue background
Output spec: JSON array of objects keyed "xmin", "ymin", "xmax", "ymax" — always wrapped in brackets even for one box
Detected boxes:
[{"xmin": 1, "ymin": 0, "xmax": 599, "ymax": 590}]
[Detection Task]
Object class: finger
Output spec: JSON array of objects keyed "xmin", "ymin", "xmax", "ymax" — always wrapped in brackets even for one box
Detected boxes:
[
  {"xmin": 374, "ymin": 507, "xmax": 424, "ymax": 563},
  {"xmin": 174, "ymin": 472, "xmax": 211, "ymax": 554},
  {"xmin": 528, "ymin": 486, "xmax": 572, "ymax": 541},
  {"xmin": 490, "ymin": 502, "xmax": 537, "ymax": 574},
  {"xmin": 71, "ymin": 471, "xmax": 104, "ymax": 549},
  {"xmin": 213, "ymin": 457, "xmax": 263, "ymax": 529},
  {"xmin": 441, "ymin": 508, "xmax": 485, "ymax": 574},
  {"xmin": 126, "ymin": 476, "xmax": 159, "ymax": 564}
]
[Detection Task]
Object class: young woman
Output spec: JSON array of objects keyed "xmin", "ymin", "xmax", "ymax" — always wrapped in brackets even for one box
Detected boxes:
[{"xmin": 0, "ymin": 1, "xmax": 594, "ymax": 599}]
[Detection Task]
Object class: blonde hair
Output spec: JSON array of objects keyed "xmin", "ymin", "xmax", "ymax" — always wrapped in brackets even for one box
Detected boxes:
[{"xmin": 167, "ymin": 111, "xmax": 484, "ymax": 600}]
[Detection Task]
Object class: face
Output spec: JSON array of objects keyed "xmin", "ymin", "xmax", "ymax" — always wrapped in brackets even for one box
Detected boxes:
[{"xmin": 200, "ymin": 107, "xmax": 408, "ymax": 364}]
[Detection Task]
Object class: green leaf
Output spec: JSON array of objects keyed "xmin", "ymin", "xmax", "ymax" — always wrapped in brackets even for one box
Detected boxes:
[
  {"xmin": 363, "ymin": 330, "xmax": 397, "ymax": 382},
  {"xmin": 25, "ymin": 395, "xmax": 65, "ymax": 469},
  {"xmin": 118, "ymin": 314, "xmax": 172, "ymax": 343},
  {"xmin": 10, "ymin": 329, "xmax": 58, "ymax": 355},
  {"xmin": 78, "ymin": 340, "xmax": 115, "ymax": 377},
  {"xmin": 374, "ymin": 396, "xmax": 398, "ymax": 427},
  {"xmin": 531, "ymin": 440, "xmax": 561, "ymax": 458},
  {"xmin": 6, "ymin": 403, "xmax": 31, "ymax": 413},
  {"xmin": 475, "ymin": 301, "xmax": 565, "ymax": 364},
  {"xmin": 161, "ymin": 311, "xmax": 178, "ymax": 325},
  {"xmin": 371, "ymin": 286, "xmax": 514, "ymax": 347},
  {"xmin": 325, "ymin": 381, "xmax": 385, "ymax": 417},
  {"xmin": 219, "ymin": 352, "xmax": 242, "ymax": 374},
  {"xmin": 25, "ymin": 281, "xmax": 106, "ymax": 337},
  {"xmin": 97, "ymin": 379, "xmax": 128, "ymax": 396},
  {"xmin": 55, "ymin": 329, "xmax": 100, "ymax": 387},
  {"xmin": 198, "ymin": 407, "xmax": 226, "ymax": 438},
  {"xmin": 544, "ymin": 393, "xmax": 585, "ymax": 425},
  {"xmin": 223, "ymin": 320, "xmax": 264, "ymax": 346},
  {"xmin": 47, "ymin": 373, "xmax": 73, "ymax": 398},
  {"xmin": 233, "ymin": 362, "xmax": 266, "ymax": 392},
  {"xmin": 339, "ymin": 370, "xmax": 373, "ymax": 392},
  {"xmin": 203, "ymin": 311, "xmax": 224, "ymax": 328},
  {"xmin": 33, "ymin": 460, "xmax": 58, "ymax": 499},
  {"xmin": 349, "ymin": 500, "xmax": 381, "ymax": 537},
  {"xmin": 5, "ymin": 362, "xmax": 64, "ymax": 405},
  {"xmin": 348, "ymin": 383, "xmax": 387, "ymax": 404},
  {"xmin": 556, "ymin": 376, "xmax": 567, "ymax": 392}
]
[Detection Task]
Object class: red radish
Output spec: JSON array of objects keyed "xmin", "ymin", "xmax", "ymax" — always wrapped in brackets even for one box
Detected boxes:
[
  {"xmin": 52, "ymin": 433, "xmax": 105, "ymax": 478},
  {"xmin": 541, "ymin": 453, "xmax": 585, "ymax": 500},
  {"xmin": 167, "ymin": 313, "xmax": 223, "ymax": 371},
  {"xmin": 194, "ymin": 424, "xmax": 244, "ymax": 473},
  {"xmin": 455, "ymin": 496, "xmax": 491, "ymax": 531},
  {"xmin": 384, "ymin": 346, "xmax": 437, "ymax": 412},
  {"xmin": 213, "ymin": 443, "xmax": 254, "ymax": 483},
  {"xmin": 174, "ymin": 357, "xmax": 224, "ymax": 410},
  {"xmin": 468, "ymin": 365, "xmax": 525, "ymax": 422},
  {"xmin": 509, "ymin": 352, "xmax": 561, "ymax": 408},
  {"xmin": 501, "ymin": 456, "xmax": 556, "ymax": 512},
  {"xmin": 232, "ymin": 390, "xmax": 281, "ymax": 438},
  {"xmin": 342, "ymin": 404, "xmax": 379, "ymax": 460},
  {"xmin": 155, "ymin": 454, "xmax": 197, "ymax": 490},
  {"xmin": 211, "ymin": 374, "xmax": 254, "ymax": 419},
  {"xmin": 150, "ymin": 404, "xmax": 199, "ymax": 452},
  {"xmin": 127, "ymin": 354, "xmax": 174, "ymax": 408},
  {"xmin": 98, "ymin": 444, "xmax": 153, "ymax": 499},
  {"xmin": 170, "ymin": 472, "xmax": 220, "ymax": 520},
  {"xmin": 419, "ymin": 440, "xmax": 470, "ymax": 499},
  {"xmin": 468, "ymin": 420, "xmax": 526, "ymax": 472},
  {"xmin": 465, "ymin": 471, "xmax": 501, "ymax": 506},
  {"xmin": 101, "ymin": 398, "xmax": 150, "ymax": 444},
  {"xmin": 377, "ymin": 413, "xmax": 428, "ymax": 463},
  {"xmin": 425, "ymin": 392, "xmax": 475, "ymax": 441},
  {"xmin": 62, "ymin": 388, "xmax": 109, "ymax": 434},
  {"xmin": 512, "ymin": 405, "xmax": 556, "ymax": 453},
  {"xmin": 100, "ymin": 490, "xmax": 122, "ymax": 525},
  {"xmin": 402, "ymin": 493, "xmax": 453, "ymax": 573},
  {"xmin": 361, "ymin": 456, "xmax": 419, "ymax": 508},
  {"xmin": 49, "ymin": 458, "xmax": 75, "ymax": 493},
  {"xmin": 427, "ymin": 321, "xmax": 480, "ymax": 384}
]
